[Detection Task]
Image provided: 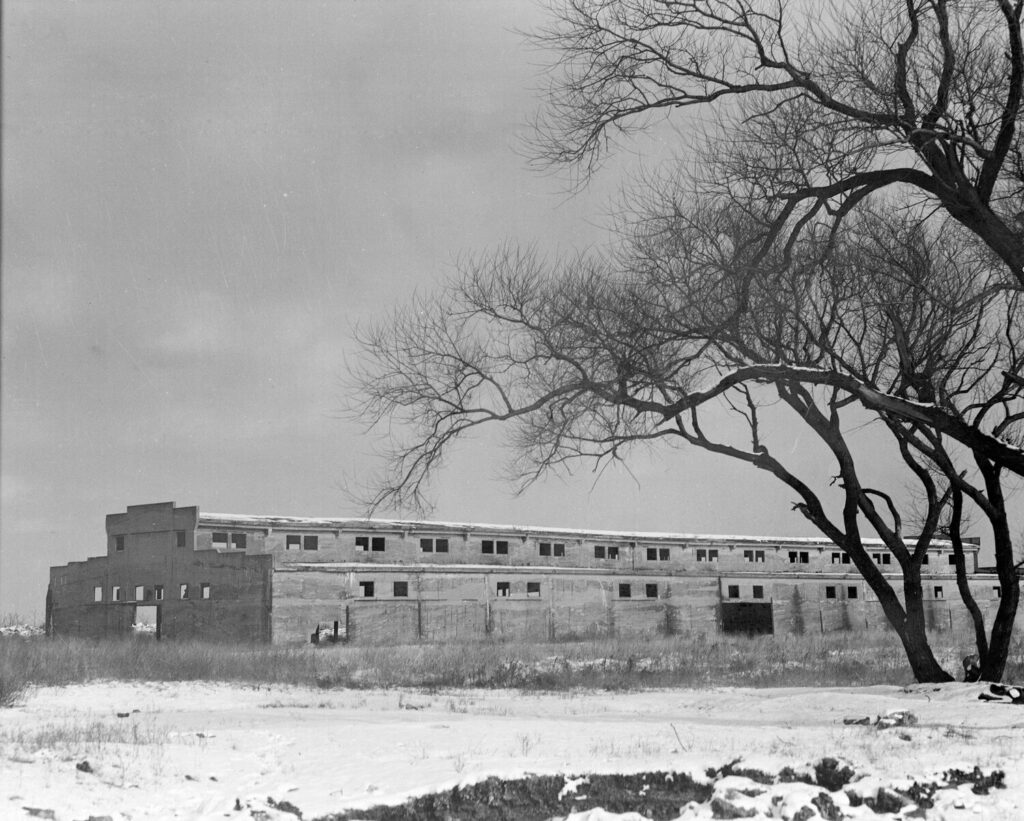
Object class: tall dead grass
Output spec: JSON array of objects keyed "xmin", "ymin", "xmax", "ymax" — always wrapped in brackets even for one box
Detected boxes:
[{"xmin": 3, "ymin": 629, "xmax": 1020, "ymax": 694}]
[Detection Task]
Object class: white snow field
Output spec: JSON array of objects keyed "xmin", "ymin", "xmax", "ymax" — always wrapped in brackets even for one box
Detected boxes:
[{"xmin": 2, "ymin": 681, "xmax": 1022, "ymax": 820}]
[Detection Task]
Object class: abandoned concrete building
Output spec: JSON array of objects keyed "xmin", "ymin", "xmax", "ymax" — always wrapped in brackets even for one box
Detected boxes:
[{"xmin": 46, "ymin": 501, "xmax": 1011, "ymax": 644}]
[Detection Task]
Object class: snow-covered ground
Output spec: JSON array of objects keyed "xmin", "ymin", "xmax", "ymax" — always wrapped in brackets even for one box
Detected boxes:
[{"xmin": 2, "ymin": 681, "xmax": 1022, "ymax": 820}]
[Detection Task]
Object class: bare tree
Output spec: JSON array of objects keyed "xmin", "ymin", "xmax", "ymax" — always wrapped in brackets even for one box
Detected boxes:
[
  {"xmin": 533, "ymin": 0, "xmax": 1024, "ymax": 282},
  {"xmin": 350, "ymin": 210, "xmax": 1022, "ymax": 682}
]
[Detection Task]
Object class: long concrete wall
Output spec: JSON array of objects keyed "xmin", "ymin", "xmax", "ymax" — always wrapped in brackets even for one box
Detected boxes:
[{"xmin": 272, "ymin": 566, "xmax": 724, "ymax": 644}]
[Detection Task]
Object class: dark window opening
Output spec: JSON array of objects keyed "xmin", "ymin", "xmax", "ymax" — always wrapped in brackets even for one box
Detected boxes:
[
  {"xmin": 303, "ymin": 535, "xmax": 319, "ymax": 551},
  {"xmin": 752, "ymin": 585, "xmax": 764, "ymax": 600},
  {"xmin": 921, "ymin": 554, "xmax": 929, "ymax": 565},
  {"xmin": 155, "ymin": 585, "xmax": 164, "ymax": 601},
  {"xmin": 176, "ymin": 530, "xmax": 186, "ymax": 548},
  {"xmin": 882, "ymin": 554, "xmax": 891, "ymax": 565},
  {"xmin": 727, "ymin": 585, "xmax": 740, "ymax": 599},
  {"xmin": 646, "ymin": 548, "xmax": 657, "ymax": 561},
  {"xmin": 825, "ymin": 586, "xmax": 837, "ymax": 599},
  {"xmin": 948, "ymin": 554, "xmax": 957, "ymax": 565},
  {"xmin": 115, "ymin": 535, "xmax": 125, "ymax": 552},
  {"xmin": 659, "ymin": 548, "xmax": 670, "ymax": 561},
  {"xmin": 934, "ymin": 586, "xmax": 944, "ymax": 599},
  {"xmin": 618, "ymin": 583, "xmax": 632, "ymax": 598},
  {"xmin": 645, "ymin": 583, "xmax": 658, "ymax": 599},
  {"xmin": 831, "ymin": 552, "xmax": 840, "ymax": 564},
  {"xmin": 594, "ymin": 545, "xmax": 605, "ymax": 559},
  {"xmin": 286, "ymin": 535, "xmax": 300, "ymax": 550},
  {"xmin": 526, "ymin": 582, "xmax": 541, "ymax": 598},
  {"xmin": 496, "ymin": 581, "xmax": 510, "ymax": 597},
  {"xmin": 746, "ymin": 549, "xmax": 765, "ymax": 563},
  {"xmin": 212, "ymin": 532, "xmax": 228, "ymax": 548},
  {"xmin": 539, "ymin": 542, "xmax": 552, "ymax": 557},
  {"xmin": 421, "ymin": 538, "xmax": 434, "ymax": 553},
  {"xmin": 847, "ymin": 586, "xmax": 858, "ymax": 599},
  {"xmin": 553, "ymin": 543, "xmax": 565, "ymax": 557},
  {"xmin": 496, "ymin": 540, "xmax": 508, "ymax": 555},
  {"xmin": 356, "ymin": 536, "xmax": 369, "ymax": 551},
  {"xmin": 482, "ymin": 540, "xmax": 495, "ymax": 555},
  {"xmin": 393, "ymin": 581, "xmax": 408, "ymax": 597},
  {"xmin": 436, "ymin": 538, "xmax": 448, "ymax": 553},
  {"xmin": 608, "ymin": 546, "xmax": 619, "ymax": 559},
  {"xmin": 708, "ymin": 549, "xmax": 719, "ymax": 561},
  {"xmin": 231, "ymin": 533, "xmax": 246, "ymax": 550},
  {"xmin": 113, "ymin": 585, "xmax": 123, "ymax": 601},
  {"xmin": 372, "ymin": 537, "xmax": 385, "ymax": 552},
  {"xmin": 697, "ymin": 548, "xmax": 706, "ymax": 561},
  {"xmin": 359, "ymin": 581, "xmax": 375, "ymax": 597}
]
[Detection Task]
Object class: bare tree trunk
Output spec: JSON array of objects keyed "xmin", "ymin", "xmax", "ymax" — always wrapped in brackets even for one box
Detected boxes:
[{"xmin": 978, "ymin": 460, "xmax": 1021, "ymax": 681}]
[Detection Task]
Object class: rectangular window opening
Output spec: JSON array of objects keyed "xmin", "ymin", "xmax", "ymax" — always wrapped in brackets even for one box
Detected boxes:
[
  {"xmin": 495, "ymin": 540, "xmax": 508, "ymax": 555},
  {"xmin": 526, "ymin": 581, "xmax": 541, "ymax": 598},
  {"xmin": 645, "ymin": 583, "xmax": 658, "ymax": 599},
  {"xmin": 646, "ymin": 548, "xmax": 657, "ymax": 561},
  {"xmin": 393, "ymin": 581, "xmax": 408, "ymax": 598},
  {"xmin": 825, "ymin": 586, "xmax": 837, "ymax": 599},
  {"xmin": 115, "ymin": 535, "xmax": 125, "ymax": 552},
  {"xmin": 200, "ymin": 583, "xmax": 211, "ymax": 599},
  {"xmin": 436, "ymin": 538, "xmax": 449, "ymax": 553},
  {"xmin": 727, "ymin": 584, "xmax": 739, "ymax": 599},
  {"xmin": 231, "ymin": 533, "xmax": 246, "ymax": 550},
  {"xmin": 847, "ymin": 586, "xmax": 858, "ymax": 599},
  {"xmin": 800, "ymin": 551, "xmax": 809, "ymax": 564},
  {"xmin": 539, "ymin": 542, "xmax": 552, "ymax": 557},
  {"xmin": 608, "ymin": 546, "xmax": 620, "ymax": 559},
  {"xmin": 553, "ymin": 543, "xmax": 565, "ymax": 557},
  {"xmin": 752, "ymin": 585, "xmax": 764, "ymax": 600},
  {"xmin": 154, "ymin": 585, "xmax": 164, "ymax": 601},
  {"xmin": 303, "ymin": 535, "xmax": 319, "ymax": 551},
  {"xmin": 618, "ymin": 583, "xmax": 632, "ymax": 599},
  {"xmin": 934, "ymin": 585, "xmax": 944, "ymax": 599},
  {"xmin": 133, "ymin": 585, "xmax": 144, "ymax": 601},
  {"xmin": 482, "ymin": 540, "xmax": 495, "ymax": 555},
  {"xmin": 286, "ymin": 535, "xmax": 301, "ymax": 550},
  {"xmin": 176, "ymin": 530, "xmax": 186, "ymax": 548},
  {"xmin": 359, "ymin": 581, "xmax": 375, "ymax": 597},
  {"xmin": 659, "ymin": 548, "xmax": 670, "ymax": 561},
  {"xmin": 421, "ymin": 538, "xmax": 434, "ymax": 553},
  {"xmin": 496, "ymin": 581, "xmax": 510, "ymax": 597},
  {"xmin": 356, "ymin": 536, "xmax": 369, "ymax": 551},
  {"xmin": 594, "ymin": 545, "xmax": 605, "ymax": 559},
  {"xmin": 371, "ymin": 537, "xmax": 385, "ymax": 552},
  {"xmin": 212, "ymin": 532, "xmax": 228, "ymax": 549}
]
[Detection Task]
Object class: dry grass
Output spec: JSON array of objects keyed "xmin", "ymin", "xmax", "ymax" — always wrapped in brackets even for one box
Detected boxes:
[{"xmin": 3, "ymin": 628, "xmax": 1021, "ymax": 694}]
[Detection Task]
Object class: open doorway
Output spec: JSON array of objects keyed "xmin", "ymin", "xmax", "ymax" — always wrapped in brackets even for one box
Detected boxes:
[
  {"xmin": 721, "ymin": 602, "xmax": 774, "ymax": 635},
  {"xmin": 133, "ymin": 605, "xmax": 160, "ymax": 639}
]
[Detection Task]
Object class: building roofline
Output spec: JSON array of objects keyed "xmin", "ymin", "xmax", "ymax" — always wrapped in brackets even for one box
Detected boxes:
[{"xmin": 197, "ymin": 511, "xmax": 969, "ymax": 550}]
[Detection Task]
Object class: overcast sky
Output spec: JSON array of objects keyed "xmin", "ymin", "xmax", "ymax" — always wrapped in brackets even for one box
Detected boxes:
[{"xmin": 1, "ymin": 0, "xmax": 916, "ymax": 620}]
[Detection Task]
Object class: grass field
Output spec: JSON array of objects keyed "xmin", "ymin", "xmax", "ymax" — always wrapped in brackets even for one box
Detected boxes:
[{"xmin": 3, "ymin": 628, "xmax": 1022, "ymax": 705}]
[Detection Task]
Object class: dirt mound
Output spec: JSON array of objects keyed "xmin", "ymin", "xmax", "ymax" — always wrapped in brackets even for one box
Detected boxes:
[{"xmin": 317, "ymin": 760, "xmax": 1006, "ymax": 821}]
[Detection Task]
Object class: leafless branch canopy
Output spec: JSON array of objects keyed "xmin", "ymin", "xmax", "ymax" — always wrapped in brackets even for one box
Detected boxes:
[{"xmin": 532, "ymin": 0, "xmax": 1024, "ymax": 280}]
